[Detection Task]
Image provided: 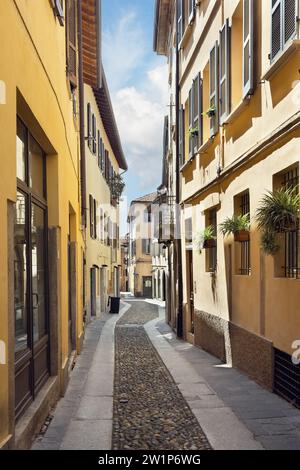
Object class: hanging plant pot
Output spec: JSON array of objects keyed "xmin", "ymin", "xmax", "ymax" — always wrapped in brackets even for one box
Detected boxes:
[
  {"xmin": 203, "ymin": 239, "xmax": 216, "ymax": 249},
  {"xmin": 234, "ymin": 230, "xmax": 250, "ymax": 242}
]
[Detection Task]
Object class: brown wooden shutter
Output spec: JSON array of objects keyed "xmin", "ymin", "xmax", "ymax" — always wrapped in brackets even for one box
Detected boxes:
[
  {"xmin": 92, "ymin": 114, "xmax": 96, "ymax": 154},
  {"xmin": 67, "ymin": 0, "xmax": 77, "ymax": 87},
  {"xmin": 97, "ymin": 131, "xmax": 101, "ymax": 168},
  {"xmin": 87, "ymin": 103, "xmax": 92, "ymax": 149}
]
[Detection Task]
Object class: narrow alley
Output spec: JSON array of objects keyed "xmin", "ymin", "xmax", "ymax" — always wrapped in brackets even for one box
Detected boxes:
[{"xmin": 33, "ymin": 300, "xmax": 300, "ymax": 451}]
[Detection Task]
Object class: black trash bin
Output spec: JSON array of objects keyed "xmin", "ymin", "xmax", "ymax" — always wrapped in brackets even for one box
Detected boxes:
[{"xmin": 109, "ymin": 296, "xmax": 120, "ymax": 314}]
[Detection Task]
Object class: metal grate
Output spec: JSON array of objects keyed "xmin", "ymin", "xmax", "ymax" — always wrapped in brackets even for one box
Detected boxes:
[
  {"xmin": 274, "ymin": 348, "xmax": 300, "ymax": 408},
  {"xmin": 240, "ymin": 191, "xmax": 251, "ymax": 275},
  {"xmin": 282, "ymin": 167, "xmax": 299, "ymax": 279},
  {"xmin": 208, "ymin": 209, "xmax": 217, "ymax": 272}
]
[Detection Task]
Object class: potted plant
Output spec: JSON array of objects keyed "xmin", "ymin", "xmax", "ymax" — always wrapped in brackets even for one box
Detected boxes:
[
  {"xmin": 260, "ymin": 230, "xmax": 279, "ymax": 256},
  {"xmin": 189, "ymin": 126, "xmax": 199, "ymax": 138},
  {"xmin": 219, "ymin": 213, "xmax": 250, "ymax": 242},
  {"xmin": 256, "ymin": 186, "xmax": 300, "ymax": 233},
  {"xmin": 111, "ymin": 173, "xmax": 125, "ymax": 202},
  {"xmin": 203, "ymin": 105, "xmax": 216, "ymax": 118},
  {"xmin": 194, "ymin": 226, "xmax": 216, "ymax": 253}
]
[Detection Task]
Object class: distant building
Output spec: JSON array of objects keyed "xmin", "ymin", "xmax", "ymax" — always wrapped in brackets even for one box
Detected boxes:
[
  {"xmin": 120, "ymin": 234, "xmax": 129, "ymax": 292},
  {"xmin": 127, "ymin": 192, "xmax": 158, "ymax": 298}
]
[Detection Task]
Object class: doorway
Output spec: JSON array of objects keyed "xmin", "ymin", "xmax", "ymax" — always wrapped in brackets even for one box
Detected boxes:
[
  {"xmin": 14, "ymin": 119, "xmax": 49, "ymax": 420},
  {"xmin": 142, "ymin": 276, "xmax": 152, "ymax": 298},
  {"xmin": 186, "ymin": 250, "xmax": 194, "ymax": 334},
  {"xmin": 90, "ymin": 267, "xmax": 97, "ymax": 317}
]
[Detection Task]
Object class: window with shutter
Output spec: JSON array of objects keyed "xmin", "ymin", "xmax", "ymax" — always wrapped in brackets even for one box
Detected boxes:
[
  {"xmin": 209, "ymin": 42, "xmax": 219, "ymax": 137},
  {"xmin": 97, "ymin": 131, "xmax": 101, "ymax": 168},
  {"xmin": 219, "ymin": 19, "xmax": 231, "ymax": 124},
  {"xmin": 54, "ymin": 0, "xmax": 64, "ymax": 25},
  {"xmin": 188, "ymin": 0, "xmax": 196, "ymax": 24},
  {"xmin": 102, "ymin": 141, "xmax": 105, "ymax": 173},
  {"xmin": 243, "ymin": 0, "xmax": 254, "ymax": 98},
  {"xmin": 271, "ymin": 0, "xmax": 297, "ymax": 61},
  {"xmin": 192, "ymin": 73, "xmax": 202, "ymax": 154},
  {"xmin": 177, "ymin": 0, "xmax": 184, "ymax": 46},
  {"xmin": 66, "ymin": 0, "xmax": 77, "ymax": 87},
  {"xmin": 87, "ymin": 103, "xmax": 92, "ymax": 150},
  {"xmin": 92, "ymin": 115, "xmax": 97, "ymax": 155},
  {"xmin": 188, "ymin": 88, "xmax": 193, "ymax": 158},
  {"xmin": 179, "ymin": 105, "xmax": 185, "ymax": 166},
  {"xmin": 93, "ymin": 199, "xmax": 97, "ymax": 239},
  {"xmin": 89, "ymin": 195, "xmax": 94, "ymax": 238}
]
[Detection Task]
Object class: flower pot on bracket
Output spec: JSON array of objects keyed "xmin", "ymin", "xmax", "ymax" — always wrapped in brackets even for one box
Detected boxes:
[
  {"xmin": 203, "ymin": 239, "xmax": 216, "ymax": 249},
  {"xmin": 234, "ymin": 230, "xmax": 250, "ymax": 242}
]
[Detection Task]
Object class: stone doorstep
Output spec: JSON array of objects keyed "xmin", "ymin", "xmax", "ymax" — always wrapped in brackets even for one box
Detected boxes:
[{"xmin": 13, "ymin": 376, "xmax": 60, "ymax": 450}]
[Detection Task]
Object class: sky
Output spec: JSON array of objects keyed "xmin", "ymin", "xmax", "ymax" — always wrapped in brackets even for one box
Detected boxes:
[{"xmin": 101, "ymin": 0, "xmax": 168, "ymax": 234}]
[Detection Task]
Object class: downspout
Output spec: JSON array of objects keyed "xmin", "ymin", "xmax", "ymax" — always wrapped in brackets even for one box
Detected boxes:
[
  {"xmin": 78, "ymin": 0, "xmax": 87, "ymax": 227},
  {"xmin": 175, "ymin": 3, "xmax": 183, "ymax": 338}
]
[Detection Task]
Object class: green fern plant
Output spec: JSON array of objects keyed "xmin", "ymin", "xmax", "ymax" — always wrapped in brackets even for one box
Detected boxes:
[
  {"xmin": 219, "ymin": 214, "xmax": 250, "ymax": 237},
  {"xmin": 260, "ymin": 230, "xmax": 279, "ymax": 256},
  {"xmin": 256, "ymin": 187, "xmax": 299, "ymax": 233}
]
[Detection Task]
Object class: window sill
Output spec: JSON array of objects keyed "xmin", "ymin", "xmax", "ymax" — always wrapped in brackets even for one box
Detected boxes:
[
  {"xmin": 179, "ymin": 23, "xmax": 194, "ymax": 50},
  {"xmin": 261, "ymin": 39, "xmax": 300, "ymax": 81},
  {"xmin": 180, "ymin": 154, "xmax": 196, "ymax": 173},
  {"xmin": 223, "ymin": 97, "xmax": 250, "ymax": 125}
]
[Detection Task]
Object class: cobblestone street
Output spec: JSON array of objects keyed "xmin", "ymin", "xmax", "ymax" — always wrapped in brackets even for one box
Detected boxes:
[
  {"xmin": 113, "ymin": 302, "xmax": 211, "ymax": 450},
  {"xmin": 33, "ymin": 300, "xmax": 300, "ymax": 451}
]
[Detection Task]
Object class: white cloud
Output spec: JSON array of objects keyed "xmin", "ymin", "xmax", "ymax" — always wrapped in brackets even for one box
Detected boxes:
[
  {"xmin": 103, "ymin": 8, "xmax": 168, "ymax": 199},
  {"xmin": 103, "ymin": 10, "xmax": 146, "ymax": 92}
]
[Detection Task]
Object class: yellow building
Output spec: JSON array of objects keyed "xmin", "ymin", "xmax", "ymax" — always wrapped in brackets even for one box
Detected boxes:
[
  {"xmin": 155, "ymin": 0, "xmax": 300, "ymax": 404},
  {"xmin": 84, "ymin": 73, "xmax": 127, "ymax": 321},
  {"xmin": 0, "ymin": 0, "xmax": 102, "ymax": 449},
  {"xmin": 128, "ymin": 193, "xmax": 157, "ymax": 298}
]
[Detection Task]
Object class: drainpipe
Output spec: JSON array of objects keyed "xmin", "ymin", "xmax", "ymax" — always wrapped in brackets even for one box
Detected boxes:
[
  {"xmin": 175, "ymin": 5, "xmax": 183, "ymax": 339},
  {"xmin": 78, "ymin": 0, "xmax": 87, "ymax": 227}
]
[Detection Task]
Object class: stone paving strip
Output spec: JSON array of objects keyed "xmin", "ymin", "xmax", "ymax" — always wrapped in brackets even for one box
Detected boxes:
[
  {"xmin": 148, "ymin": 313, "xmax": 300, "ymax": 450},
  {"xmin": 112, "ymin": 301, "xmax": 211, "ymax": 450}
]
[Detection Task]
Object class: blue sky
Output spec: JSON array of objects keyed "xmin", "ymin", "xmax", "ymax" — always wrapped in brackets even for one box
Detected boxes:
[{"xmin": 102, "ymin": 0, "xmax": 168, "ymax": 234}]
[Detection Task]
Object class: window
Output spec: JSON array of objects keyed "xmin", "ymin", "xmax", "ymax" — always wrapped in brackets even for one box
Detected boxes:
[
  {"xmin": 235, "ymin": 191, "xmax": 251, "ymax": 275},
  {"xmin": 185, "ymin": 218, "xmax": 193, "ymax": 246},
  {"xmin": 188, "ymin": 0, "xmax": 196, "ymax": 24},
  {"xmin": 188, "ymin": 75, "xmax": 202, "ymax": 158},
  {"xmin": 179, "ymin": 105, "xmax": 185, "ymax": 165},
  {"xmin": 92, "ymin": 114, "xmax": 97, "ymax": 155},
  {"xmin": 142, "ymin": 239, "xmax": 151, "ymax": 255},
  {"xmin": 89, "ymin": 195, "xmax": 97, "ymax": 239},
  {"xmin": 282, "ymin": 166, "xmax": 299, "ymax": 278},
  {"xmin": 177, "ymin": 0, "xmax": 184, "ymax": 46},
  {"xmin": 271, "ymin": 0, "xmax": 297, "ymax": 61},
  {"xmin": 97, "ymin": 131, "xmax": 101, "ymax": 169},
  {"xmin": 219, "ymin": 19, "xmax": 231, "ymax": 124},
  {"xmin": 243, "ymin": 0, "xmax": 254, "ymax": 97},
  {"xmin": 209, "ymin": 42, "xmax": 219, "ymax": 136},
  {"xmin": 66, "ymin": 0, "xmax": 77, "ymax": 87},
  {"xmin": 87, "ymin": 103, "xmax": 92, "ymax": 150},
  {"xmin": 206, "ymin": 209, "xmax": 217, "ymax": 272},
  {"xmin": 53, "ymin": 0, "xmax": 64, "ymax": 26}
]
